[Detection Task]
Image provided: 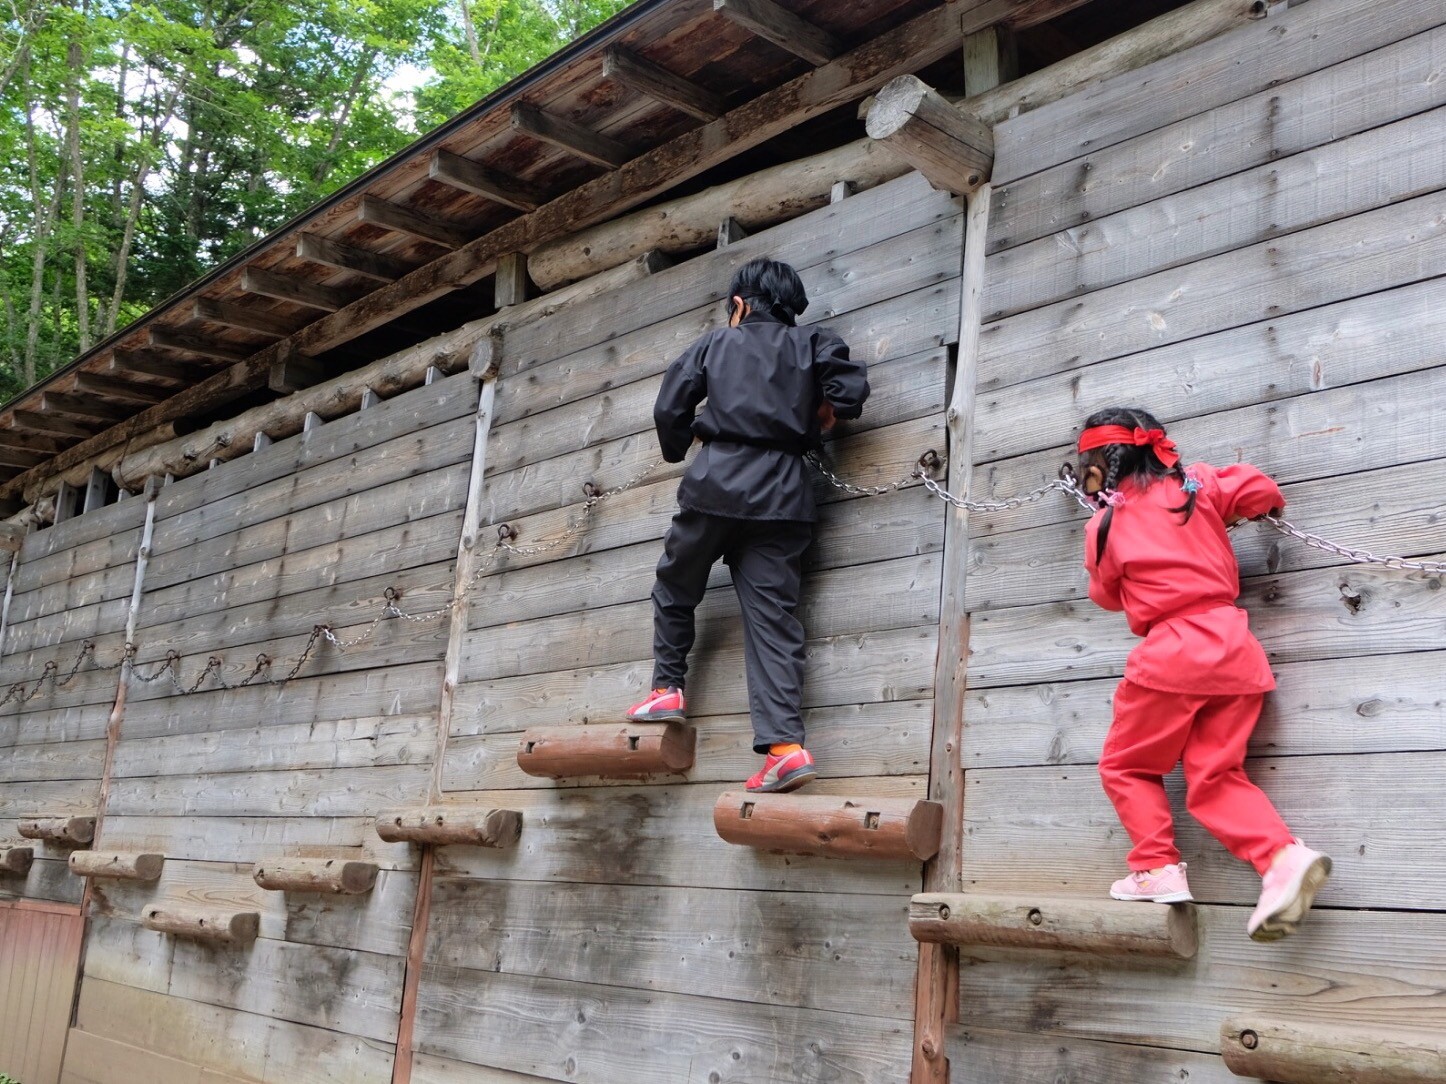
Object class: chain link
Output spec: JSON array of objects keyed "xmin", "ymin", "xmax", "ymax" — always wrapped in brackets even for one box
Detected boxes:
[{"xmin": 1257, "ymin": 514, "xmax": 1446, "ymax": 575}]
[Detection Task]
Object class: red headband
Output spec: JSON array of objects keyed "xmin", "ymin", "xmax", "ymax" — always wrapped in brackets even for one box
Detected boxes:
[{"xmin": 1077, "ymin": 425, "xmax": 1180, "ymax": 469}]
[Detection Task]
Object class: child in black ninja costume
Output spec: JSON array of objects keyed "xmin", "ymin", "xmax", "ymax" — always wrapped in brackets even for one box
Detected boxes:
[{"xmin": 625, "ymin": 257, "xmax": 870, "ymax": 793}]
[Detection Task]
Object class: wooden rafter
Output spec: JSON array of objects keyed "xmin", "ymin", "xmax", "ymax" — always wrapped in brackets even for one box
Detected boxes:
[
  {"xmin": 148, "ymin": 326, "xmax": 251, "ymax": 362},
  {"xmin": 191, "ymin": 297, "xmax": 298, "ymax": 338},
  {"xmin": 510, "ymin": 101, "xmax": 630, "ymax": 169},
  {"xmin": 296, "ymin": 232, "xmax": 413, "ymax": 282},
  {"xmin": 358, "ymin": 195, "xmax": 472, "ymax": 250},
  {"xmin": 71, "ymin": 372, "xmax": 168, "ymax": 406},
  {"xmin": 241, "ymin": 266, "xmax": 364, "ymax": 312},
  {"xmin": 38, "ymin": 393, "xmax": 128, "ymax": 425},
  {"xmin": 11, "ymin": 409, "xmax": 91, "ymax": 439},
  {"xmin": 0, "ymin": 445, "xmax": 48, "ymax": 470},
  {"xmin": 107, "ymin": 351, "xmax": 193, "ymax": 387},
  {"xmin": 603, "ymin": 46, "xmax": 725, "ymax": 121},
  {"xmin": 0, "ymin": 428, "xmax": 66, "ymax": 455},
  {"xmin": 713, "ymin": 0, "xmax": 841, "ymax": 66},
  {"xmin": 429, "ymin": 150, "xmax": 539, "ymax": 212}
]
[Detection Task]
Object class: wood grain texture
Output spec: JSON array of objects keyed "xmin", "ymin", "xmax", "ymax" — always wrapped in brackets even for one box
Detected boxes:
[
  {"xmin": 910, "ymin": 893, "xmax": 1197, "ymax": 958},
  {"xmin": 516, "ymin": 723, "xmax": 696, "ymax": 779},
  {"xmin": 948, "ymin": 1026, "xmax": 1238, "ymax": 1084},
  {"xmin": 1220, "ymin": 1016, "xmax": 1446, "ymax": 1083}
]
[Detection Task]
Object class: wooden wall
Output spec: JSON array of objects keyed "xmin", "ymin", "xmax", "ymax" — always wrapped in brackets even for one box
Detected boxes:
[
  {"xmin": 951, "ymin": 0, "xmax": 1446, "ymax": 1078},
  {"xmin": 412, "ymin": 170, "xmax": 958, "ymax": 1083}
]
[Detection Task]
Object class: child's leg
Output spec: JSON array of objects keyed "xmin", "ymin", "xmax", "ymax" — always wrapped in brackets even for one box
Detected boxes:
[
  {"xmin": 1181, "ymin": 694, "xmax": 1294, "ymax": 874},
  {"xmin": 1099, "ymin": 680, "xmax": 1203, "ymax": 871},
  {"xmin": 651, "ymin": 510, "xmax": 728, "ymax": 691},
  {"xmin": 725, "ymin": 519, "xmax": 812, "ymax": 753}
]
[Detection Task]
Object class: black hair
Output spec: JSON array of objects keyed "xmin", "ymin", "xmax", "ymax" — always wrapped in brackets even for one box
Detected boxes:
[
  {"xmin": 727, "ymin": 257, "xmax": 808, "ymax": 326},
  {"xmin": 1080, "ymin": 405, "xmax": 1197, "ymax": 564}
]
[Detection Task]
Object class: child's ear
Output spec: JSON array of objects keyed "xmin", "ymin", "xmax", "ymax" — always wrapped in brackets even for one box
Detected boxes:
[
  {"xmin": 728, "ymin": 295, "xmax": 748, "ymax": 326},
  {"xmin": 1082, "ymin": 465, "xmax": 1104, "ymax": 494}
]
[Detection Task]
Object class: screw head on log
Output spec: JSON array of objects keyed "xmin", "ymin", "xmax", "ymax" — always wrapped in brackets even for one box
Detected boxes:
[{"xmin": 1240, "ymin": 1029, "xmax": 1259, "ymax": 1050}]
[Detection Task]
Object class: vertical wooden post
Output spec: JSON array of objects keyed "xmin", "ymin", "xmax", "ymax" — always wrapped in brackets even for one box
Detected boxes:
[
  {"xmin": 910, "ymin": 23, "xmax": 1006, "ymax": 1082},
  {"xmin": 393, "ymin": 332, "xmax": 502, "ymax": 1084},
  {"xmin": 495, "ymin": 252, "xmax": 529, "ymax": 308},
  {"xmin": 963, "ymin": 26, "xmax": 1017, "ymax": 98},
  {"xmin": 0, "ymin": 546, "xmax": 20, "ymax": 659}
]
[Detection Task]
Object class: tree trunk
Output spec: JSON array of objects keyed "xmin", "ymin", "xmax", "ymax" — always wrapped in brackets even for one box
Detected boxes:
[
  {"xmin": 66, "ymin": 6, "xmax": 90, "ymax": 353},
  {"xmin": 459, "ymin": 0, "xmax": 482, "ymax": 64}
]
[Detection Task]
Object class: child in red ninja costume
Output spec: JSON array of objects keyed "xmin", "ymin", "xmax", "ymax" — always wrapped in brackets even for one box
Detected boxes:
[{"xmin": 1075, "ymin": 406, "xmax": 1331, "ymax": 941}]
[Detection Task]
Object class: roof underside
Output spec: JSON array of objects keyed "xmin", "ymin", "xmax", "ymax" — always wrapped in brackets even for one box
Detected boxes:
[{"xmin": 0, "ymin": 0, "xmax": 1170, "ymax": 502}]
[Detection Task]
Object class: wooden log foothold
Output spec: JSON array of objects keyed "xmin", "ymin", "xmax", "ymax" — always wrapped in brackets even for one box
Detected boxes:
[
  {"xmin": 517, "ymin": 722, "xmax": 697, "ymax": 780},
  {"xmin": 0, "ymin": 847, "xmax": 34, "ymax": 876},
  {"xmin": 69, "ymin": 851, "xmax": 165, "ymax": 882},
  {"xmin": 1221, "ymin": 1018, "xmax": 1446, "ymax": 1084},
  {"xmin": 909, "ymin": 893, "xmax": 1198, "ymax": 960},
  {"xmin": 375, "ymin": 806, "xmax": 522, "ymax": 848},
  {"xmin": 253, "ymin": 857, "xmax": 379, "ymax": 895},
  {"xmin": 142, "ymin": 904, "xmax": 259, "ymax": 944},
  {"xmin": 865, "ymin": 74, "xmax": 993, "ymax": 196},
  {"xmin": 19, "ymin": 816, "xmax": 96, "ymax": 846},
  {"xmin": 713, "ymin": 792, "xmax": 943, "ymax": 861}
]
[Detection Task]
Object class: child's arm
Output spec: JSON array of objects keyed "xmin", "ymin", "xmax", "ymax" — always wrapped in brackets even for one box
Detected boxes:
[
  {"xmin": 814, "ymin": 329, "xmax": 869, "ymax": 420},
  {"xmin": 1084, "ymin": 517, "xmax": 1125, "ymax": 611},
  {"xmin": 653, "ymin": 339, "xmax": 708, "ymax": 463},
  {"xmin": 1211, "ymin": 463, "xmax": 1285, "ymax": 522}
]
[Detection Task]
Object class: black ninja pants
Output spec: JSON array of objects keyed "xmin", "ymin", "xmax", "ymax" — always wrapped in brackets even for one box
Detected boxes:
[{"xmin": 651, "ymin": 509, "xmax": 812, "ymax": 752}]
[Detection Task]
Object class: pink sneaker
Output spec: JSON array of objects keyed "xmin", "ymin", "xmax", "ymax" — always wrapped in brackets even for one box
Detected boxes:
[
  {"xmin": 745, "ymin": 748, "xmax": 817, "ymax": 793},
  {"xmin": 626, "ymin": 687, "xmax": 685, "ymax": 723},
  {"xmin": 1247, "ymin": 841, "xmax": 1331, "ymax": 942},
  {"xmin": 1110, "ymin": 863, "xmax": 1193, "ymax": 903}
]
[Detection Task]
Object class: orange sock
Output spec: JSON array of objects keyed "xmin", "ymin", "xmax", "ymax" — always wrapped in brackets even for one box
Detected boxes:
[{"xmin": 769, "ymin": 743, "xmax": 802, "ymax": 757}]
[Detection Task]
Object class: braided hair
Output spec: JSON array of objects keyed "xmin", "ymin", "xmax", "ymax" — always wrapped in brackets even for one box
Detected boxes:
[{"xmin": 1082, "ymin": 406, "xmax": 1198, "ymax": 563}]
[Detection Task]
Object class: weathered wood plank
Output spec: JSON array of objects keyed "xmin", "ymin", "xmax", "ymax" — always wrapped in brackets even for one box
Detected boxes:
[
  {"xmin": 451, "ymin": 624, "xmax": 938, "ymax": 737},
  {"xmin": 99, "ymin": 815, "xmax": 416, "ymax": 870},
  {"xmin": 978, "ymin": 190, "xmax": 1446, "ymax": 389},
  {"xmin": 424, "ymin": 878, "xmax": 916, "ymax": 1019},
  {"xmin": 988, "ymin": 27, "xmax": 1446, "ymax": 259},
  {"xmin": 987, "ymin": 102, "xmax": 1446, "ymax": 320},
  {"xmin": 0, "ymin": 853, "xmax": 81, "ymax": 903},
  {"xmin": 413, "ymin": 965, "xmax": 911, "ymax": 1084},
  {"xmin": 962, "ymin": 751, "xmax": 1446, "ymax": 909},
  {"xmin": 84, "ymin": 913, "xmax": 405, "ymax": 1043},
  {"xmin": 461, "ymin": 553, "xmax": 940, "ymax": 682},
  {"xmin": 444, "ymin": 699, "xmax": 932, "ymax": 791},
  {"xmin": 61, "ymin": 1028, "xmax": 256, "ymax": 1084},
  {"xmin": 975, "ymin": 275, "xmax": 1446, "ymax": 465},
  {"xmin": 433, "ymin": 778, "xmax": 925, "ymax": 895},
  {"xmin": 74, "ymin": 978, "xmax": 396, "ymax": 1084},
  {"xmin": 963, "ymin": 650, "xmax": 1446, "ymax": 771},
  {"xmin": 0, "ymin": 738, "xmax": 106, "ymax": 783},
  {"xmin": 20, "ymin": 488, "xmax": 148, "ymax": 558},
  {"xmin": 948, "ymin": 1026, "xmax": 1238, "ymax": 1084},
  {"xmin": 90, "ymin": 860, "xmax": 414, "ymax": 956},
  {"xmin": 993, "ymin": 0, "xmax": 1446, "ymax": 183},
  {"xmin": 0, "ymin": 704, "xmax": 110, "ymax": 748},
  {"xmin": 105, "ymin": 764, "xmax": 431, "ymax": 818},
  {"xmin": 411, "ymin": 1055, "xmax": 556, "ymax": 1084},
  {"xmin": 0, "ymin": 779, "xmax": 100, "ymax": 818},
  {"xmin": 957, "ymin": 906, "xmax": 1446, "ymax": 1051}
]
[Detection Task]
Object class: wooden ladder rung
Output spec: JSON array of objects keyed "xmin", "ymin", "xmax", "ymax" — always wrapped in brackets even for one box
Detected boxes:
[
  {"xmin": 69, "ymin": 851, "xmax": 165, "ymax": 881},
  {"xmin": 375, "ymin": 806, "xmax": 522, "ymax": 848},
  {"xmin": 1222, "ymin": 1017, "xmax": 1446, "ymax": 1083},
  {"xmin": 517, "ymin": 722, "xmax": 696, "ymax": 779},
  {"xmin": 909, "ymin": 892, "xmax": 1198, "ymax": 960},
  {"xmin": 142, "ymin": 904, "xmax": 259, "ymax": 944},
  {"xmin": 253, "ymin": 857, "xmax": 378, "ymax": 895},
  {"xmin": 19, "ymin": 816, "xmax": 95, "ymax": 846},
  {"xmin": 0, "ymin": 847, "xmax": 34, "ymax": 876},
  {"xmin": 712, "ymin": 791, "xmax": 943, "ymax": 861}
]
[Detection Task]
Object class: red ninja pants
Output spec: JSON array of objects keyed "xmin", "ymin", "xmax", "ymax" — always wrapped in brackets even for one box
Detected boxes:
[{"xmin": 1099, "ymin": 679, "xmax": 1294, "ymax": 874}]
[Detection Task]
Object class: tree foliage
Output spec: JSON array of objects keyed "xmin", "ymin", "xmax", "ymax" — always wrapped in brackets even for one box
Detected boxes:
[{"xmin": 0, "ymin": 0, "xmax": 628, "ymax": 401}]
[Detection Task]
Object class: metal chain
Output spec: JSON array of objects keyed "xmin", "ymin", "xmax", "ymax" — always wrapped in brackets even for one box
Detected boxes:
[{"xmin": 1257, "ymin": 514, "xmax": 1446, "ymax": 575}]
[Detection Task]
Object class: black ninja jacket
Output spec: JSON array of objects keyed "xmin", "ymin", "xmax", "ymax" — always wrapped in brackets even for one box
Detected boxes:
[{"xmin": 652, "ymin": 310, "xmax": 870, "ymax": 522}]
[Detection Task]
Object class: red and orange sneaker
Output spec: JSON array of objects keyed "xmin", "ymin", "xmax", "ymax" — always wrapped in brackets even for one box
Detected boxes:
[
  {"xmin": 626, "ymin": 686, "xmax": 686, "ymax": 723},
  {"xmin": 745, "ymin": 747, "xmax": 817, "ymax": 793}
]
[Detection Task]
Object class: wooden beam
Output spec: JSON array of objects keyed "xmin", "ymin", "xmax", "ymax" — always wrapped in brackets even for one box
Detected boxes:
[
  {"xmin": 510, "ymin": 101, "xmax": 631, "ymax": 169},
  {"xmin": 0, "ymin": 847, "xmax": 33, "ymax": 877},
  {"xmin": 866, "ymin": 75, "xmax": 993, "ymax": 195},
  {"xmin": 296, "ymin": 232, "xmax": 412, "ymax": 282},
  {"xmin": 242, "ymin": 265, "xmax": 364, "ymax": 312},
  {"xmin": 964, "ymin": 25, "xmax": 1018, "ymax": 97},
  {"xmin": 52, "ymin": 479, "xmax": 80, "ymax": 523},
  {"xmin": 517, "ymin": 723, "xmax": 697, "ymax": 779},
  {"xmin": 19, "ymin": 816, "xmax": 96, "ymax": 846},
  {"xmin": 910, "ymin": 893, "xmax": 1198, "ymax": 958},
  {"xmin": 1003, "ymin": 0, "xmax": 1101, "ymax": 30},
  {"xmin": 148, "ymin": 325, "xmax": 251, "ymax": 362},
  {"xmin": 142, "ymin": 904, "xmax": 259, "ymax": 944},
  {"xmin": 109, "ymin": 350, "xmax": 194, "ymax": 387},
  {"xmin": 69, "ymin": 852, "xmax": 164, "ymax": 881},
  {"xmin": 375, "ymin": 806, "xmax": 522, "ymax": 848},
  {"xmin": 429, "ymin": 149, "xmax": 539, "ymax": 212},
  {"xmin": 717, "ymin": 216, "xmax": 747, "ymax": 247},
  {"xmin": 191, "ymin": 297, "xmax": 297, "ymax": 338},
  {"xmin": 0, "ymin": 445, "xmax": 48, "ymax": 470},
  {"xmin": 11, "ymin": 409, "xmax": 90, "ymax": 439},
  {"xmin": 39, "ymin": 392, "xmax": 128, "ymax": 424},
  {"xmin": 71, "ymin": 371, "xmax": 168, "ymax": 405},
  {"xmin": 253, "ymin": 857, "xmax": 378, "ymax": 895},
  {"xmin": 0, "ymin": 428, "xmax": 64, "ymax": 456},
  {"xmin": 713, "ymin": 792, "xmax": 944, "ymax": 861},
  {"xmin": 1221, "ymin": 1018, "xmax": 1446, "ymax": 1084},
  {"xmin": 82, "ymin": 465, "xmax": 109, "ymax": 513},
  {"xmin": 713, "ymin": 0, "xmax": 840, "ymax": 66},
  {"xmin": 494, "ymin": 251, "xmax": 529, "ymax": 307},
  {"xmin": 0, "ymin": 0, "xmax": 999, "ymax": 504},
  {"xmin": 603, "ymin": 46, "xmax": 725, "ymax": 121},
  {"xmin": 268, "ymin": 348, "xmax": 328, "ymax": 394},
  {"xmin": 358, "ymin": 195, "xmax": 472, "ymax": 250}
]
